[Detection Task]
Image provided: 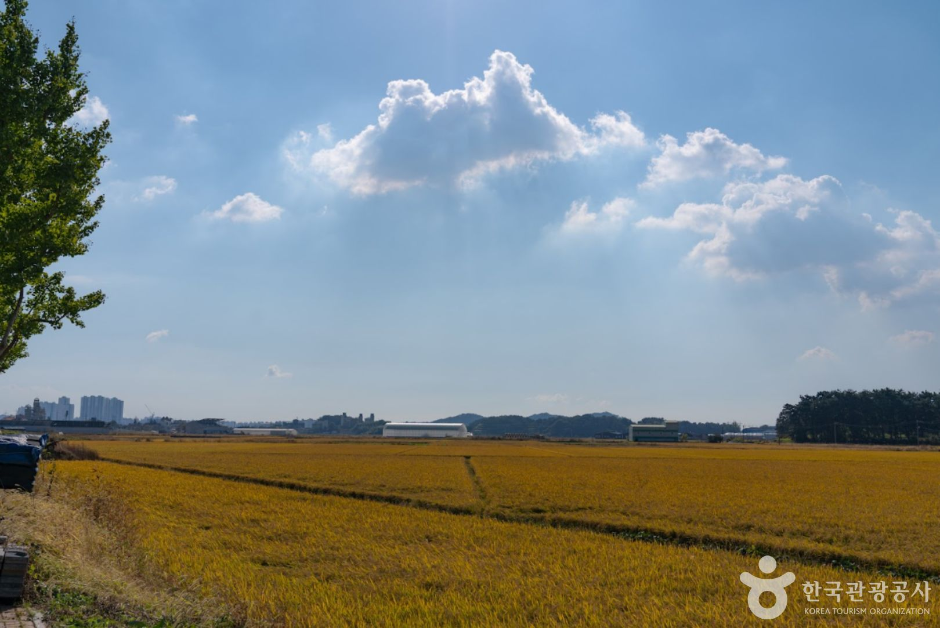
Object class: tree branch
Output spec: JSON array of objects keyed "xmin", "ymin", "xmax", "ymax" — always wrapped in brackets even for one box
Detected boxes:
[
  {"xmin": 0, "ymin": 330, "xmax": 20, "ymax": 364},
  {"xmin": 0, "ymin": 287, "xmax": 25, "ymax": 352},
  {"xmin": 36, "ymin": 315, "xmax": 68, "ymax": 327}
]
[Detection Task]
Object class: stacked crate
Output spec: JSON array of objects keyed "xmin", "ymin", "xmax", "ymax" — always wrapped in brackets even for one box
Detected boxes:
[{"xmin": 0, "ymin": 536, "xmax": 29, "ymax": 599}]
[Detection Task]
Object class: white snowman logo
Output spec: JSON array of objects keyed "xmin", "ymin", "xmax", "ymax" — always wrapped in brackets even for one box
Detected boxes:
[{"xmin": 739, "ymin": 555, "xmax": 796, "ymax": 620}]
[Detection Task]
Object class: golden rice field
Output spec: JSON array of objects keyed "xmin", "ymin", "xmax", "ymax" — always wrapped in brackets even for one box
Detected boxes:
[
  {"xmin": 83, "ymin": 438, "xmax": 940, "ymax": 573},
  {"xmin": 77, "ymin": 439, "xmax": 479, "ymax": 507},
  {"xmin": 473, "ymin": 455, "xmax": 940, "ymax": 571},
  {"xmin": 50, "ymin": 460, "xmax": 940, "ymax": 627}
]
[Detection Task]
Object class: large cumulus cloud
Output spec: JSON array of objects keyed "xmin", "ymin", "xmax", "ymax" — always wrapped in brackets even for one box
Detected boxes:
[
  {"xmin": 637, "ymin": 174, "xmax": 940, "ymax": 307},
  {"xmin": 829, "ymin": 208, "xmax": 940, "ymax": 309},
  {"xmin": 287, "ymin": 51, "xmax": 645, "ymax": 194},
  {"xmin": 282, "ymin": 48, "xmax": 940, "ymax": 311}
]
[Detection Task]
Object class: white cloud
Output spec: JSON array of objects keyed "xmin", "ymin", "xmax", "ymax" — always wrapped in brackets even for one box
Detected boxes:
[
  {"xmin": 282, "ymin": 131, "xmax": 314, "ymax": 171},
  {"xmin": 635, "ymin": 173, "xmax": 940, "ymax": 305},
  {"xmin": 146, "ymin": 329, "xmax": 169, "ymax": 343},
  {"xmin": 317, "ymin": 123, "xmax": 333, "ymax": 143},
  {"xmin": 636, "ymin": 201, "xmax": 731, "ymax": 235},
  {"xmin": 642, "ymin": 128, "xmax": 786, "ymax": 188},
  {"xmin": 856, "ymin": 291, "xmax": 891, "ymax": 312},
  {"xmin": 176, "ymin": 113, "xmax": 198, "ymax": 125},
  {"xmin": 266, "ymin": 365, "xmax": 292, "ymax": 378},
  {"xmin": 889, "ymin": 330, "xmax": 935, "ymax": 348},
  {"xmin": 71, "ymin": 96, "xmax": 109, "ymax": 127},
  {"xmin": 639, "ymin": 173, "xmax": 940, "ymax": 306},
  {"xmin": 889, "ymin": 269, "xmax": 940, "ymax": 300},
  {"xmin": 825, "ymin": 209, "xmax": 940, "ymax": 307},
  {"xmin": 209, "ymin": 193, "xmax": 283, "ymax": 223},
  {"xmin": 282, "ymin": 126, "xmax": 336, "ymax": 171},
  {"xmin": 628, "ymin": 159, "xmax": 940, "ymax": 308},
  {"xmin": 799, "ymin": 346, "xmax": 836, "ymax": 361},
  {"xmin": 139, "ymin": 176, "xmax": 177, "ymax": 201},
  {"xmin": 287, "ymin": 50, "xmax": 644, "ymax": 195},
  {"xmin": 102, "ymin": 176, "xmax": 178, "ymax": 205},
  {"xmin": 559, "ymin": 197, "xmax": 634, "ymax": 235},
  {"xmin": 588, "ymin": 111, "xmax": 646, "ymax": 150},
  {"xmin": 638, "ymin": 174, "xmax": 861, "ymax": 281}
]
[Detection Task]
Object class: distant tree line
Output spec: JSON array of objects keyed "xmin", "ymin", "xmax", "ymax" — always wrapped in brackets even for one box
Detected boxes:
[
  {"xmin": 466, "ymin": 414, "xmax": 741, "ymax": 439},
  {"xmin": 776, "ymin": 389, "xmax": 940, "ymax": 444},
  {"xmin": 468, "ymin": 415, "xmax": 631, "ymax": 438}
]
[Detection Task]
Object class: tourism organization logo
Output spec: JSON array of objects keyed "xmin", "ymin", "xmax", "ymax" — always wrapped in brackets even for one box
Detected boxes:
[
  {"xmin": 740, "ymin": 555, "xmax": 796, "ymax": 620},
  {"xmin": 739, "ymin": 556, "xmax": 933, "ymax": 620}
]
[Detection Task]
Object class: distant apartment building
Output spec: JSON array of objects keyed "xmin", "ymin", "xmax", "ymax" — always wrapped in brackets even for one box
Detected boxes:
[
  {"xmin": 15, "ymin": 398, "xmax": 45, "ymax": 420},
  {"xmin": 80, "ymin": 395, "xmax": 124, "ymax": 422},
  {"xmin": 39, "ymin": 400, "xmax": 55, "ymax": 419},
  {"xmin": 16, "ymin": 396, "xmax": 75, "ymax": 421},
  {"xmin": 45, "ymin": 396, "xmax": 75, "ymax": 421},
  {"xmin": 56, "ymin": 396, "xmax": 75, "ymax": 421}
]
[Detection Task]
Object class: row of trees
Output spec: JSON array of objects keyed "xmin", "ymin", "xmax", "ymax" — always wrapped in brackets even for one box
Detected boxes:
[{"xmin": 776, "ymin": 389, "xmax": 940, "ymax": 444}]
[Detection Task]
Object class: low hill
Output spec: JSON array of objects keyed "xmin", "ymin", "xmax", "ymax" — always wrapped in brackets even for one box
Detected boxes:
[
  {"xmin": 467, "ymin": 413, "xmax": 633, "ymax": 438},
  {"xmin": 439, "ymin": 412, "xmax": 742, "ymax": 438},
  {"xmin": 468, "ymin": 415, "xmax": 534, "ymax": 436},
  {"xmin": 527, "ymin": 412, "xmax": 562, "ymax": 421},
  {"xmin": 434, "ymin": 413, "xmax": 486, "ymax": 426}
]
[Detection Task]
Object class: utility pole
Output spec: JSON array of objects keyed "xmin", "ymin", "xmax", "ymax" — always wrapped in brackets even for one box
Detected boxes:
[{"xmin": 832, "ymin": 421, "xmax": 844, "ymax": 444}]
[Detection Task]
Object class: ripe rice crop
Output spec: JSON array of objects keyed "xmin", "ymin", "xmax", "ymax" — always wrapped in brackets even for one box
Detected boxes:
[
  {"xmin": 85, "ymin": 439, "xmax": 480, "ymax": 507},
  {"xmin": 50, "ymin": 461, "xmax": 939, "ymax": 627},
  {"xmin": 83, "ymin": 438, "xmax": 940, "ymax": 572},
  {"xmin": 472, "ymin": 455, "xmax": 940, "ymax": 572}
]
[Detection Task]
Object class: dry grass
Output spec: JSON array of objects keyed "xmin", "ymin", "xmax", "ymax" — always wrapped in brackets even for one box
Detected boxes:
[
  {"xmin": 0, "ymin": 465, "xmax": 231, "ymax": 626},
  {"xmin": 49, "ymin": 461, "xmax": 940, "ymax": 627},
  {"xmin": 48, "ymin": 440, "xmax": 101, "ymax": 461}
]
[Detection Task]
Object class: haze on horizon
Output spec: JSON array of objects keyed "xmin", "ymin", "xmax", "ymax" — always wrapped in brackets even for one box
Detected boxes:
[{"xmin": 3, "ymin": 0, "xmax": 939, "ymax": 424}]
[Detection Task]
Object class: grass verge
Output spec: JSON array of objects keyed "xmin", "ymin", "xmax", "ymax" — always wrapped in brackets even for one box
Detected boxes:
[{"xmin": 0, "ymin": 463, "xmax": 236, "ymax": 627}]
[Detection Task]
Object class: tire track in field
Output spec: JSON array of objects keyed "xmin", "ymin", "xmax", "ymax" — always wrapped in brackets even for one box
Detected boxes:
[{"xmin": 96, "ymin": 457, "xmax": 940, "ymax": 583}]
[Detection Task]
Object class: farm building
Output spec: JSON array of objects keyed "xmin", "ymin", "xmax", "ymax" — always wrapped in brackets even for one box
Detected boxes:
[
  {"xmin": 720, "ymin": 430, "xmax": 777, "ymax": 441},
  {"xmin": 180, "ymin": 419, "xmax": 234, "ymax": 435},
  {"xmin": 233, "ymin": 428, "xmax": 298, "ymax": 437},
  {"xmin": 382, "ymin": 423, "xmax": 469, "ymax": 438},
  {"xmin": 629, "ymin": 422, "xmax": 680, "ymax": 443}
]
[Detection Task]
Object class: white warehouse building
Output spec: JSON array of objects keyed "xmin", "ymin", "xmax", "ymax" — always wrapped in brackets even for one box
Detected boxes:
[{"xmin": 382, "ymin": 423, "xmax": 469, "ymax": 438}]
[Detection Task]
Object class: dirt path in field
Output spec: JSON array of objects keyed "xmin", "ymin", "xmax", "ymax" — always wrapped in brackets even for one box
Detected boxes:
[
  {"xmin": 0, "ymin": 604, "xmax": 45, "ymax": 628},
  {"xmin": 96, "ymin": 457, "xmax": 940, "ymax": 583},
  {"xmin": 462, "ymin": 456, "xmax": 488, "ymax": 512}
]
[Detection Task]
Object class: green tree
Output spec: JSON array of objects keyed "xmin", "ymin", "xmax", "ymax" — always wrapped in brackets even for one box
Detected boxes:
[
  {"xmin": 776, "ymin": 388, "xmax": 940, "ymax": 445},
  {"xmin": 0, "ymin": 0, "xmax": 109, "ymax": 373}
]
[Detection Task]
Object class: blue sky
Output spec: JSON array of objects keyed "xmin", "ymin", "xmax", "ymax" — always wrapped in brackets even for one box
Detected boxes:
[{"xmin": 4, "ymin": 0, "xmax": 939, "ymax": 423}]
